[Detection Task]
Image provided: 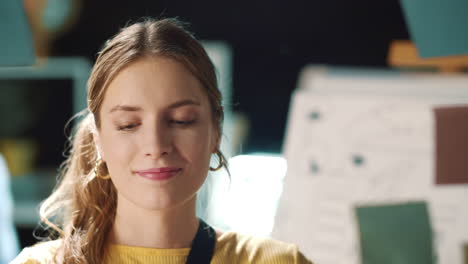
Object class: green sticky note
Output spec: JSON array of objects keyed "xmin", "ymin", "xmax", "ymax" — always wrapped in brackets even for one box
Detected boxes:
[
  {"xmin": 0, "ymin": 0, "xmax": 35, "ymax": 66},
  {"xmin": 356, "ymin": 202, "xmax": 435, "ymax": 264},
  {"xmin": 399, "ymin": 0, "xmax": 468, "ymax": 58}
]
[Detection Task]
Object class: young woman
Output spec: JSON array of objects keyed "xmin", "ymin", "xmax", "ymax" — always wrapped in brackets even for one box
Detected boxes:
[{"xmin": 13, "ymin": 18, "xmax": 313, "ymax": 264}]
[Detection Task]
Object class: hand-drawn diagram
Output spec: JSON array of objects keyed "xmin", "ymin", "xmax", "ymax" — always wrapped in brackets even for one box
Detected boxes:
[{"xmin": 275, "ymin": 68, "xmax": 468, "ymax": 264}]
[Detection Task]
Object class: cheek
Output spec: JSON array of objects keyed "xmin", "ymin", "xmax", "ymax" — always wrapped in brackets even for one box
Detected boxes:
[
  {"xmin": 175, "ymin": 128, "xmax": 214, "ymax": 161},
  {"xmin": 99, "ymin": 129, "xmax": 137, "ymax": 169}
]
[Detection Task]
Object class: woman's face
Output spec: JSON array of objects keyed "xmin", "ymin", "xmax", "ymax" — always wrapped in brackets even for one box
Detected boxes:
[{"xmin": 95, "ymin": 57, "xmax": 218, "ymax": 211}]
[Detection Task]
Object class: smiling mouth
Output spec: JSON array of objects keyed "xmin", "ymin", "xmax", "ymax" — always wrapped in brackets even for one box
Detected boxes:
[{"xmin": 135, "ymin": 168, "xmax": 182, "ymax": 181}]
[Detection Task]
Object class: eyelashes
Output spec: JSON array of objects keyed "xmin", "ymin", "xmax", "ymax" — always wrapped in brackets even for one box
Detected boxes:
[
  {"xmin": 117, "ymin": 123, "xmax": 140, "ymax": 131},
  {"xmin": 170, "ymin": 120, "xmax": 195, "ymax": 126},
  {"xmin": 116, "ymin": 120, "xmax": 196, "ymax": 131}
]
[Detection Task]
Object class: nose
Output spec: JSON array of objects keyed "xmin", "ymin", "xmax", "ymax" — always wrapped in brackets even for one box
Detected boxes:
[{"xmin": 143, "ymin": 124, "xmax": 173, "ymax": 159}]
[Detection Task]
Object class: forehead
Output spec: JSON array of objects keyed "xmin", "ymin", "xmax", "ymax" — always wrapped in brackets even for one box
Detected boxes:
[{"xmin": 101, "ymin": 57, "xmax": 209, "ymax": 112}]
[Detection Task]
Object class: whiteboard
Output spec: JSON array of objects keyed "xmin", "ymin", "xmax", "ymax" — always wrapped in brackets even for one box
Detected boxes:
[{"xmin": 273, "ymin": 66, "xmax": 468, "ymax": 264}]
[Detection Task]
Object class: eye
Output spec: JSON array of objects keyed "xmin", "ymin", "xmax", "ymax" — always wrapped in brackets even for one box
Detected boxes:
[
  {"xmin": 117, "ymin": 123, "xmax": 139, "ymax": 131},
  {"xmin": 170, "ymin": 120, "xmax": 195, "ymax": 126}
]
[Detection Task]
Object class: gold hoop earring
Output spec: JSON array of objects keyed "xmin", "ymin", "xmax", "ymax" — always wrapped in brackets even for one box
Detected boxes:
[
  {"xmin": 209, "ymin": 151, "xmax": 224, "ymax": 171},
  {"xmin": 94, "ymin": 158, "xmax": 111, "ymax": 180}
]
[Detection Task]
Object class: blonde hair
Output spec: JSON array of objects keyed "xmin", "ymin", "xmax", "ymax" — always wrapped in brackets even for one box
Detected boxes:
[{"xmin": 38, "ymin": 18, "xmax": 227, "ymax": 264}]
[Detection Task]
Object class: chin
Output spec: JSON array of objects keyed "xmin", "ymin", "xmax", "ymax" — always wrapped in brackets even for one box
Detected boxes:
[
  {"xmin": 134, "ymin": 192, "xmax": 193, "ymax": 212},
  {"xmin": 136, "ymin": 196, "xmax": 177, "ymax": 211}
]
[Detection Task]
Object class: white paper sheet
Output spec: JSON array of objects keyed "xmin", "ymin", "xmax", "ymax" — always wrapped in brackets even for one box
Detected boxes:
[{"xmin": 274, "ymin": 67, "xmax": 468, "ymax": 264}]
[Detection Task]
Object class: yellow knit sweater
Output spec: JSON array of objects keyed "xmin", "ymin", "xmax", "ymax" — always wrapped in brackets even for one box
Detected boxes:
[{"xmin": 12, "ymin": 231, "xmax": 313, "ymax": 264}]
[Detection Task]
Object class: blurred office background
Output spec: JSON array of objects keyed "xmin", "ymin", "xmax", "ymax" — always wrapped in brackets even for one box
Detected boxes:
[{"xmin": 1, "ymin": 0, "xmax": 468, "ymax": 263}]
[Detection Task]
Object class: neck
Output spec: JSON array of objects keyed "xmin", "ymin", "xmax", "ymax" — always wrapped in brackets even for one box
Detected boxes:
[{"xmin": 110, "ymin": 195, "xmax": 199, "ymax": 249}]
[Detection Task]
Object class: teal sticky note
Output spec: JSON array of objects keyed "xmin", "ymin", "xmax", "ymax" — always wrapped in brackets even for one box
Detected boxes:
[
  {"xmin": 0, "ymin": 0, "xmax": 35, "ymax": 66},
  {"xmin": 399, "ymin": 0, "xmax": 468, "ymax": 58},
  {"xmin": 356, "ymin": 202, "xmax": 435, "ymax": 264},
  {"xmin": 464, "ymin": 244, "xmax": 468, "ymax": 264}
]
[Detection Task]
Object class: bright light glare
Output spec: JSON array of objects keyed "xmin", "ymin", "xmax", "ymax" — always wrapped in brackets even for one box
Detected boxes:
[{"xmin": 207, "ymin": 154, "xmax": 288, "ymax": 237}]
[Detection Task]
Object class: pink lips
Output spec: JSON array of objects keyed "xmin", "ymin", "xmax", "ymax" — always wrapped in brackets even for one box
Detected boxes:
[{"xmin": 135, "ymin": 167, "xmax": 182, "ymax": 181}]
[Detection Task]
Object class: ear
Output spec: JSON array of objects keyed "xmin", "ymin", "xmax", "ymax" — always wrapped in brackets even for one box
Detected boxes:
[
  {"xmin": 92, "ymin": 131, "xmax": 105, "ymax": 161},
  {"xmin": 90, "ymin": 116, "xmax": 105, "ymax": 161},
  {"xmin": 211, "ymin": 127, "xmax": 221, "ymax": 154}
]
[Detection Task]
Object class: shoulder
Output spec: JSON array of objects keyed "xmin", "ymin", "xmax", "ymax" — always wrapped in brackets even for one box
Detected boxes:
[
  {"xmin": 215, "ymin": 232, "xmax": 313, "ymax": 264},
  {"xmin": 10, "ymin": 240, "xmax": 62, "ymax": 264}
]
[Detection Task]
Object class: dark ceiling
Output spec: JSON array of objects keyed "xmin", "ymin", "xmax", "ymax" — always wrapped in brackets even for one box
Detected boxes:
[{"xmin": 53, "ymin": 0, "xmax": 410, "ymax": 153}]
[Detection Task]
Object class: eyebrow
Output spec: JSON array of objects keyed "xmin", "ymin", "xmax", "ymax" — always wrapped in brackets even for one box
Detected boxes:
[
  {"xmin": 109, "ymin": 105, "xmax": 142, "ymax": 113},
  {"xmin": 108, "ymin": 99, "xmax": 201, "ymax": 113},
  {"xmin": 167, "ymin": 99, "xmax": 201, "ymax": 109}
]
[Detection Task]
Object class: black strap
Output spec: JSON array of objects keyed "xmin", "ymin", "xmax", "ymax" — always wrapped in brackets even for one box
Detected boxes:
[{"xmin": 185, "ymin": 219, "xmax": 216, "ymax": 264}]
